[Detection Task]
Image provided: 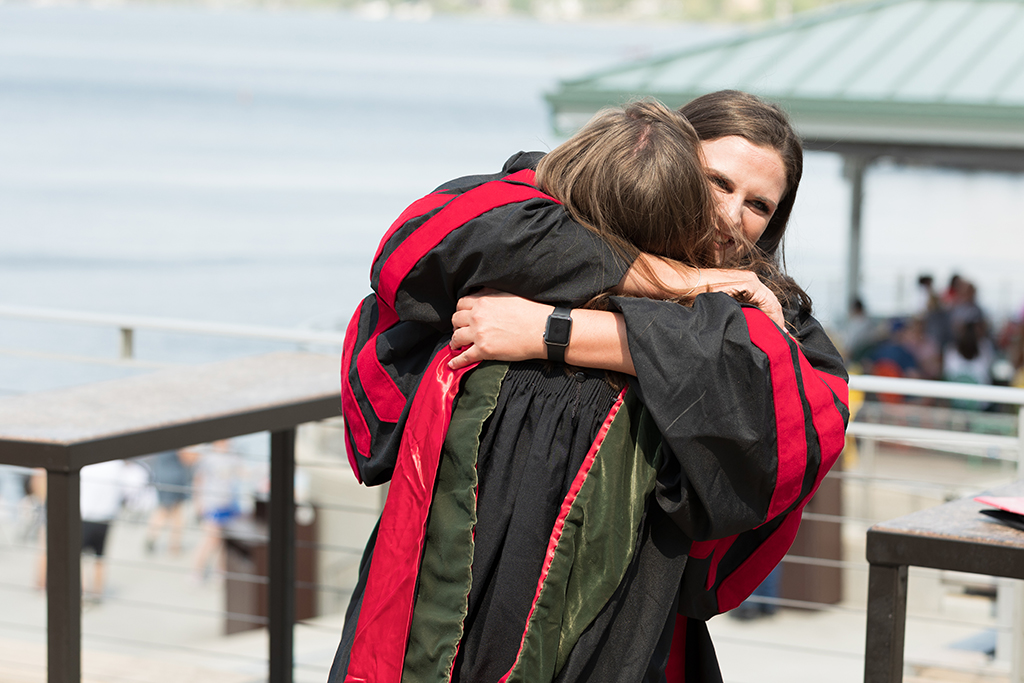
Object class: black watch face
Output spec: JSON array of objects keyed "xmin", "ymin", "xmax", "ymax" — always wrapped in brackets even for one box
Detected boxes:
[{"xmin": 545, "ymin": 316, "xmax": 572, "ymax": 345}]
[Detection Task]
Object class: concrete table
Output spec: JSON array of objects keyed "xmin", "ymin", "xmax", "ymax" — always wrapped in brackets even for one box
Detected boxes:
[
  {"xmin": 864, "ymin": 480, "xmax": 1024, "ymax": 682},
  {"xmin": 0, "ymin": 351, "xmax": 341, "ymax": 683}
]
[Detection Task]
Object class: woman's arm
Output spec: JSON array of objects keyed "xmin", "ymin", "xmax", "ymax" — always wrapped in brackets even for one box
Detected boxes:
[
  {"xmin": 448, "ymin": 291, "xmax": 635, "ymax": 373},
  {"xmin": 446, "ymin": 256, "xmax": 785, "ymax": 372},
  {"xmin": 451, "ymin": 290, "xmax": 848, "ymax": 531},
  {"xmin": 661, "ymin": 299, "xmax": 849, "ymax": 620}
]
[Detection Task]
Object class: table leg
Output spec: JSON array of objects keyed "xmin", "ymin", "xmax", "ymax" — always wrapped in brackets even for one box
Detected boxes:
[
  {"xmin": 864, "ymin": 563, "xmax": 908, "ymax": 683},
  {"xmin": 47, "ymin": 469, "xmax": 82, "ymax": 683},
  {"xmin": 269, "ymin": 429, "xmax": 296, "ymax": 683}
]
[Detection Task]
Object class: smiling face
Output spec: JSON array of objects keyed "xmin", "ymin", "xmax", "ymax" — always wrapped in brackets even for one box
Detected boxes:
[{"xmin": 700, "ymin": 135, "xmax": 787, "ymax": 262}]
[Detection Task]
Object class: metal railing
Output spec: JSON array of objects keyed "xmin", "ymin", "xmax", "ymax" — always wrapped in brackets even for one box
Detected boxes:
[
  {"xmin": 0, "ymin": 304, "xmax": 346, "ymax": 362},
  {"xmin": 0, "ymin": 351, "xmax": 341, "ymax": 683},
  {"xmin": 714, "ymin": 374, "xmax": 1024, "ymax": 683},
  {"xmin": 4, "ymin": 305, "xmax": 1024, "ymax": 682}
]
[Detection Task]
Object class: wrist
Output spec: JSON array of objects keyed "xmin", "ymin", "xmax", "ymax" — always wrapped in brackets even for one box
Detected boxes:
[{"xmin": 543, "ymin": 306, "xmax": 573, "ymax": 364}]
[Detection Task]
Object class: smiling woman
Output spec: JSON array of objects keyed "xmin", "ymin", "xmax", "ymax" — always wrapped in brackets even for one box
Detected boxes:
[{"xmin": 703, "ymin": 135, "xmax": 787, "ymax": 259}]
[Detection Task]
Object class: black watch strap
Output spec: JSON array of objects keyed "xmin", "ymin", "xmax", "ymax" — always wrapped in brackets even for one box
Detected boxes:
[{"xmin": 544, "ymin": 306, "xmax": 573, "ymax": 364}]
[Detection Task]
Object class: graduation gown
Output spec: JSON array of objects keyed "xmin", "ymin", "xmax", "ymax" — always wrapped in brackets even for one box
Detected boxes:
[{"xmin": 331, "ymin": 152, "xmax": 850, "ymax": 683}]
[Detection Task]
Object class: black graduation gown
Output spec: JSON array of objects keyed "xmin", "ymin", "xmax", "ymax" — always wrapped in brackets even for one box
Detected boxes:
[{"xmin": 331, "ymin": 153, "xmax": 850, "ymax": 683}]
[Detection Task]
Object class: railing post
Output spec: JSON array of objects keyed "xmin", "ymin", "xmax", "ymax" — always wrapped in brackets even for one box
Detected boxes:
[
  {"xmin": 861, "ymin": 436, "xmax": 877, "ymax": 520},
  {"xmin": 269, "ymin": 429, "xmax": 296, "ymax": 683},
  {"xmin": 1015, "ymin": 406, "xmax": 1024, "ymax": 683},
  {"xmin": 1017, "ymin": 405, "xmax": 1024, "ymax": 480},
  {"xmin": 47, "ymin": 468, "xmax": 82, "ymax": 683},
  {"xmin": 119, "ymin": 327, "xmax": 134, "ymax": 360},
  {"xmin": 1013, "ymin": 580, "xmax": 1024, "ymax": 683}
]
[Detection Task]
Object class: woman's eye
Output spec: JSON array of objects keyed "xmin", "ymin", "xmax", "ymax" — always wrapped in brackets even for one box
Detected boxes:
[
  {"xmin": 710, "ymin": 176, "xmax": 730, "ymax": 192},
  {"xmin": 750, "ymin": 200, "xmax": 770, "ymax": 214}
]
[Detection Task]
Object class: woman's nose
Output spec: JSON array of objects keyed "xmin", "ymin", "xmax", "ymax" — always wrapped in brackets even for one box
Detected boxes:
[{"xmin": 719, "ymin": 196, "xmax": 743, "ymax": 230}]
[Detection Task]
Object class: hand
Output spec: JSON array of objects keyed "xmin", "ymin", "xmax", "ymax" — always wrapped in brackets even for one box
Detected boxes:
[
  {"xmin": 620, "ymin": 254, "xmax": 784, "ymax": 329},
  {"xmin": 699, "ymin": 268, "xmax": 785, "ymax": 329},
  {"xmin": 449, "ymin": 290, "xmax": 549, "ymax": 370}
]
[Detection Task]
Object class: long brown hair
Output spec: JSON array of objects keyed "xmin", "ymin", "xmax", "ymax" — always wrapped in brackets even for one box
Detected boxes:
[
  {"xmin": 680, "ymin": 90, "xmax": 811, "ymax": 312},
  {"xmin": 536, "ymin": 100, "xmax": 720, "ymax": 278}
]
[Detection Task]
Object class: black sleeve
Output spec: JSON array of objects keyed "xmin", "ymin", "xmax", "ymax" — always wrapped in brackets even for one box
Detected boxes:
[{"xmin": 608, "ymin": 293, "xmax": 849, "ymax": 541}]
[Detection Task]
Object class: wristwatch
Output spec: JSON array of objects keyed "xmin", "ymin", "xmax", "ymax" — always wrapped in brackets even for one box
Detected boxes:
[{"xmin": 544, "ymin": 306, "xmax": 573, "ymax": 364}]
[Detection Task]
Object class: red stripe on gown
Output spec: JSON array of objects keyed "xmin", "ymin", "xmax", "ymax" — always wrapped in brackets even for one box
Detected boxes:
[
  {"xmin": 712, "ymin": 311, "xmax": 849, "ymax": 612},
  {"xmin": 742, "ymin": 309, "xmax": 807, "ymax": 520},
  {"xmin": 795, "ymin": 350, "xmax": 847, "ymax": 478},
  {"xmin": 714, "ymin": 353, "xmax": 846, "ymax": 609},
  {"xmin": 345, "ymin": 346, "xmax": 477, "ymax": 683},
  {"xmin": 377, "ymin": 170, "xmax": 552, "ymax": 309},
  {"xmin": 371, "ymin": 192, "xmax": 453, "ymax": 266},
  {"xmin": 341, "ymin": 304, "xmax": 372, "ymax": 472},
  {"xmin": 715, "ymin": 510, "xmax": 802, "ymax": 612},
  {"xmin": 665, "ymin": 613, "xmax": 687, "ymax": 682},
  {"xmin": 355, "ymin": 305, "xmax": 403, "ymax": 422}
]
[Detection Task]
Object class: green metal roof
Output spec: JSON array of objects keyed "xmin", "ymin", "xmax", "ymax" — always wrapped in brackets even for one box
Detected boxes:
[{"xmin": 547, "ymin": 0, "xmax": 1024, "ymax": 168}]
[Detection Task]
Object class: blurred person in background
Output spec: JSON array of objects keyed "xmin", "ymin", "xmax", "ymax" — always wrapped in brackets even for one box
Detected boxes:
[
  {"xmin": 29, "ymin": 469, "xmax": 46, "ymax": 590},
  {"xmin": 942, "ymin": 273, "xmax": 964, "ymax": 307},
  {"xmin": 144, "ymin": 448, "xmax": 198, "ymax": 557},
  {"xmin": 191, "ymin": 440, "xmax": 243, "ymax": 583},
  {"xmin": 913, "ymin": 274, "xmax": 937, "ymax": 317},
  {"xmin": 997, "ymin": 302, "xmax": 1024, "ymax": 387},
  {"xmin": 79, "ymin": 459, "xmax": 145, "ymax": 603},
  {"xmin": 943, "ymin": 298, "xmax": 995, "ymax": 410},
  {"xmin": 901, "ymin": 316, "xmax": 942, "ymax": 381},
  {"xmin": 944, "ymin": 313, "xmax": 994, "ymax": 387},
  {"xmin": 836, "ymin": 298, "xmax": 881, "ymax": 365},
  {"xmin": 0, "ymin": 465, "xmax": 29, "ymax": 531},
  {"xmin": 948, "ymin": 279, "xmax": 988, "ymax": 337}
]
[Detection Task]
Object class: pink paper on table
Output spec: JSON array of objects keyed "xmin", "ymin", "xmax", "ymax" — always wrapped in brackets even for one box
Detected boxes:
[{"xmin": 974, "ymin": 496, "xmax": 1024, "ymax": 516}]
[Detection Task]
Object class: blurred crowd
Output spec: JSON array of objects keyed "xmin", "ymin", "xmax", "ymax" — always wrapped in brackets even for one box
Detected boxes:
[
  {"xmin": 0, "ymin": 438, "xmax": 256, "ymax": 603},
  {"xmin": 835, "ymin": 274, "xmax": 1024, "ymax": 397}
]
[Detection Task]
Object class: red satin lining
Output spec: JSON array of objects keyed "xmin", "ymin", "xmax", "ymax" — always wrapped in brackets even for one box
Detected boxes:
[
  {"xmin": 498, "ymin": 387, "xmax": 628, "ymax": 683},
  {"xmin": 345, "ymin": 347, "xmax": 477, "ymax": 683},
  {"xmin": 688, "ymin": 539, "xmax": 716, "ymax": 560}
]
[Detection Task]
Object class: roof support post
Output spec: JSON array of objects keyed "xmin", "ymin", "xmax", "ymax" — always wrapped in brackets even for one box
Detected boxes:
[{"xmin": 843, "ymin": 155, "xmax": 871, "ymax": 314}]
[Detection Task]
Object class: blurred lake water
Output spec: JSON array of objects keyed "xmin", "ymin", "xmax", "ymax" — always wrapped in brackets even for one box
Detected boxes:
[{"xmin": 2, "ymin": 2, "xmax": 1023, "ymax": 394}]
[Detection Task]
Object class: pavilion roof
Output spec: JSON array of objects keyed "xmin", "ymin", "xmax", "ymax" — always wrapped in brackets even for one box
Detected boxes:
[{"xmin": 547, "ymin": 0, "xmax": 1024, "ymax": 169}]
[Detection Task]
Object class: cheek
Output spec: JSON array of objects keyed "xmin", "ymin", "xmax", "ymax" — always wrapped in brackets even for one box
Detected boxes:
[{"xmin": 741, "ymin": 215, "xmax": 770, "ymax": 244}]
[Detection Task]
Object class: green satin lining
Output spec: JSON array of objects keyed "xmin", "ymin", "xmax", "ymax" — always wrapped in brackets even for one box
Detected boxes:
[
  {"xmin": 402, "ymin": 362, "xmax": 508, "ymax": 683},
  {"xmin": 507, "ymin": 389, "xmax": 662, "ymax": 682}
]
